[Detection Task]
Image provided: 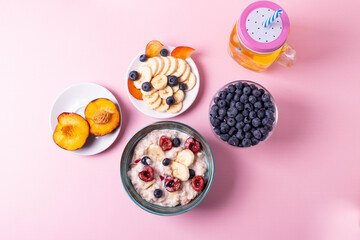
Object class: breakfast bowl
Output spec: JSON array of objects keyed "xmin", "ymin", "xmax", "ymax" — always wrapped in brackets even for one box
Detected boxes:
[
  {"xmin": 120, "ymin": 121, "xmax": 215, "ymax": 215},
  {"xmin": 209, "ymin": 80, "xmax": 278, "ymax": 148}
]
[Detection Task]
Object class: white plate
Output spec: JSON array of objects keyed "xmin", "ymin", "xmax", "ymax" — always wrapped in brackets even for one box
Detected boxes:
[
  {"xmin": 126, "ymin": 46, "xmax": 200, "ymax": 118},
  {"xmin": 50, "ymin": 83, "xmax": 122, "ymax": 155}
]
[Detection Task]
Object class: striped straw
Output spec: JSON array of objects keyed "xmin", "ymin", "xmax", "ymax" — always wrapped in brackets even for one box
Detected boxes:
[{"xmin": 262, "ymin": 9, "xmax": 283, "ymax": 28}]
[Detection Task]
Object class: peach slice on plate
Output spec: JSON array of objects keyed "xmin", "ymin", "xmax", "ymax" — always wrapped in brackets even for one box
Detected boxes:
[
  {"xmin": 171, "ymin": 46, "xmax": 195, "ymax": 59},
  {"xmin": 145, "ymin": 40, "xmax": 164, "ymax": 57},
  {"xmin": 85, "ymin": 98, "xmax": 120, "ymax": 136},
  {"xmin": 53, "ymin": 112, "xmax": 90, "ymax": 151},
  {"xmin": 128, "ymin": 78, "xmax": 143, "ymax": 100}
]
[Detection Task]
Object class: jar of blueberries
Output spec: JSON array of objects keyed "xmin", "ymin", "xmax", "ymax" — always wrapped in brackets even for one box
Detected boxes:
[{"xmin": 209, "ymin": 80, "xmax": 278, "ymax": 148}]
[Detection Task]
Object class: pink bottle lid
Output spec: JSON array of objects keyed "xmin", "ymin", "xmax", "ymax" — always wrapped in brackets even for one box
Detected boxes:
[{"xmin": 237, "ymin": 1, "xmax": 290, "ymax": 53}]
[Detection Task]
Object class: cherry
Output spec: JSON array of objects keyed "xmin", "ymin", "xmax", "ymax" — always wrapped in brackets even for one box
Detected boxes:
[
  {"xmin": 184, "ymin": 137, "xmax": 201, "ymax": 153},
  {"xmin": 191, "ymin": 176, "xmax": 205, "ymax": 192},
  {"xmin": 138, "ymin": 166, "xmax": 154, "ymax": 182},
  {"xmin": 164, "ymin": 175, "xmax": 181, "ymax": 192},
  {"xmin": 159, "ymin": 136, "xmax": 173, "ymax": 151}
]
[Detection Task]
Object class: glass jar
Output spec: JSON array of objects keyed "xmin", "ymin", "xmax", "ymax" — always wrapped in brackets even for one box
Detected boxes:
[{"xmin": 228, "ymin": 1, "xmax": 296, "ymax": 72}]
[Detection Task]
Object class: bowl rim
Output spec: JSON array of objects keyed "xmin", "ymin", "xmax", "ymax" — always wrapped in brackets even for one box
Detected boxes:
[
  {"xmin": 209, "ymin": 80, "xmax": 278, "ymax": 148},
  {"xmin": 120, "ymin": 121, "xmax": 215, "ymax": 216}
]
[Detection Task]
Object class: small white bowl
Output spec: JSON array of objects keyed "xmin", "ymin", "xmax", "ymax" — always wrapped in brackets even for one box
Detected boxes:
[
  {"xmin": 126, "ymin": 46, "xmax": 200, "ymax": 118},
  {"xmin": 50, "ymin": 82, "xmax": 122, "ymax": 155}
]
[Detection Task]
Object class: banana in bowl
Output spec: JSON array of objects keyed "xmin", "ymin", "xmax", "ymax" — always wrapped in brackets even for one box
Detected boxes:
[{"xmin": 127, "ymin": 129, "xmax": 208, "ymax": 207}]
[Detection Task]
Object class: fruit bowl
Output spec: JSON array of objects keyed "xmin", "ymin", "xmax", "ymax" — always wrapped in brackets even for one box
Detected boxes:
[
  {"xmin": 120, "ymin": 121, "xmax": 215, "ymax": 215},
  {"xmin": 209, "ymin": 80, "xmax": 278, "ymax": 148}
]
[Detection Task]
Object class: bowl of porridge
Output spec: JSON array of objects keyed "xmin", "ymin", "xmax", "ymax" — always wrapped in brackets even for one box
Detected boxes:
[{"xmin": 120, "ymin": 121, "xmax": 215, "ymax": 215}]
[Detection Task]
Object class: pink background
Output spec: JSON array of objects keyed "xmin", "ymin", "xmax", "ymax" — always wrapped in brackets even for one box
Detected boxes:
[{"xmin": 1, "ymin": 0, "xmax": 360, "ymax": 239}]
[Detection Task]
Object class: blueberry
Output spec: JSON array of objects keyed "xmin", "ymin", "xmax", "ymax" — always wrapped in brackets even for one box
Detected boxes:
[
  {"xmin": 236, "ymin": 121, "xmax": 245, "ymax": 130},
  {"xmin": 236, "ymin": 130, "xmax": 244, "ymax": 140},
  {"xmin": 234, "ymin": 94, "xmax": 240, "ymax": 101},
  {"xmin": 235, "ymin": 89, "xmax": 243, "ymax": 94},
  {"xmin": 217, "ymin": 99, "xmax": 227, "ymax": 108},
  {"xmin": 154, "ymin": 189, "xmax": 163, "ymax": 198},
  {"xmin": 243, "ymin": 87, "xmax": 251, "ymax": 95},
  {"xmin": 240, "ymin": 94, "xmax": 248, "ymax": 103},
  {"xmin": 235, "ymin": 113, "xmax": 244, "ymax": 122},
  {"xmin": 242, "ymin": 138, "xmax": 252, "ymax": 147},
  {"xmin": 227, "ymin": 107, "xmax": 238, "ymax": 118},
  {"xmin": 251, "ymin": 138, "xmax": 259, "ymax": 146},
  {"xmin": 210, "ymin": 109, "xmax": 218, "ymax": 117},
  {"xmin": 264, "ymin": 101, "xmax": 274, "ymax": 109},
  {"xmin": 262, "ymin": 118, "xmax": 274, "ymax": 127},
  {"xmin": 139, "ymin": 54, "xmax": 148, "ymax": 62},
  {"xmin": 235, "ymin": 82, "xmax": 243, "ymax": 89},
  {"xmin": 252, "ymin": 118, "xmax": 261, "ymax": 127},
  {"xmin": 160, "ymin": 49, "xmax": 169, "ymax": 56},
  {"xmin": 254, "ymin": 101, "xmax": 263, "ymax": 109},
  {"xmin": 249, "ymin": 111, "xmax": 256, "ymax": 119},
  {"xmin": 227, "ymin": 118, "xmax": 236, "ymax": 127},
  {"xmin": 242, "ymin": 110, "xmax": 249, "ymax": 116},
  {"xmin": 228, "ymin": 85, "xmax": 236, "ymax": 93},
  {"xmin": 259, "ymin": 89, "xmax": 265, "ymax": 94},
  {"xmin": 220, "ymin": 122, "xmax": 230, "ymax": 133},
  {"xmin": 244, "ymin": 116, "xmax": 251, "ymax": 124},
  {"xmin": 172, "ymin": 138, "xmax": 181, "ymax": 147},
  {"xmin": 141, "ymin": 82, "xmax": 152, "ymax": 92},
  {"xmin": 265, "ymin": 110, "xmax": 274, "ymax": 118},
  {"xmin": 259, "ymin": 127, "xmax": 269, "ymax": 136},
  {"xmin": 129, "ymin": 71, "xmax": 139, "ymax": 81},
  {"xmin": 245, "ymin": 132, "xmax": 252, "ymax": 139},
  {"xmin": 220, "ymin": 134, "xmax": 230, "ymax": 141},
  {"xmin": 162, "ymin": 158, "xmax": 170, "ymax": 166},
  {"xmin": 242, "ymin": 83, "xmax": 249, "ymax": 88},
  {"xmin": 228, "ymin": 136, "xmax": 239, "ymax": 146},
  {"xmin": 244, "ymin": 103, "xmax": 253, "ymax": 111},
  {"xmin": 260, "ymin": 135, "xmax": 267, "ymax": 141},
  {"xmin": 141, "ymin": 156, "xmax": 151, "ymax": 165},
  {"xmin": 214, "ymin": 97, "xmax": 220, "ymax": 104},
  {"xmin": 257, "ymin": 109, "xmax": 265, "ymax": 119},
  {"xmin": 179, "ymin": 83, "xmax": 187, "ymax": 91},
  {"xmin": 211, "ymin": 117, "xmax": 221, "ymax": 127},
  {"xmin": 166, "ymin": 96, "xmax": 176, "ymax": 106},
  {"xmin": 218, "ymin": 108, "xmax": 227, "ymax": 117},
  {"xmin": 189, "ymin": 169, "xmax": 195, "ymax": 179},
  {"xmin": 228, "ymin": 127, "xmax": 237, "ymax": 136},
  {"xmin": 219, "ymin": 91, "xmax": 227, "ymax": 99},
  {"xmin": 250, "ymin": 84, "xmax": 257, "ymax": 90},
  {"xmin": 261, "ymin": 93, "xmax": 270, "ymax": 102},
  {"xmin": 253, "ymin": 130, "xmax": 262, "ymax": 139},
  {"xmin": 167, "ymin": 75, "xmax": 179, "ymax": 87},
  {"xmin": 211, "ymin": 105, "xmax": 219, "ymax": 112},
  {"xmin": 226, "ymin": 93, "xmax": 234, "ymax": 101},
  {"xmin": 213, "ymin": 127, "xmax": 221, "ymax": 135},
  {"xmin": 243, "ymin": 124, "xmax": 251, "ymax": 132},
  {"xmin": 249, "ymin": 95, "xmax": 257, "ymax": 104},
  {"xmin": 230, "ymin": 101, "xmax": 236, "ymax": 108},
  {"xmin": 235, "ymin": 102, "xmax": 244, "ymax": 111},
  {"xmin": 252, "ymin": 89, "xmax": 261, "ymax": 97},
  {"xmin": 264, "ymin": 124, "xmax": 273, "ymax": 131}
]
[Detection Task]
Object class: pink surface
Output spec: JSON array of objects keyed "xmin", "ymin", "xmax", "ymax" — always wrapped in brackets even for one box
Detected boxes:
[{"xmin": 0, "ymin": 0, "xmax": 360, "ymax": 239}]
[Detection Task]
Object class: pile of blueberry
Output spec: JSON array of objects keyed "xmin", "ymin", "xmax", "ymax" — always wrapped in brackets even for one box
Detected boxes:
[{"xmin": 210, "ymin": 81, "xmax": 276, "ymax": 147}]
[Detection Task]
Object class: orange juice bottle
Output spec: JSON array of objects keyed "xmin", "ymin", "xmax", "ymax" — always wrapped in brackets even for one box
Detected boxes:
[{"xmin": 228, "ymin": 1, "xmax": 296, "ymax": 72}]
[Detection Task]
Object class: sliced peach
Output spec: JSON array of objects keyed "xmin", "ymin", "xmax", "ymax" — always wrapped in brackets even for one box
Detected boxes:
[
  {"xmin": 145, "ymin": 40, "xmax": 164, "ymax": 57},
  {"xmin": 53, "ymin": 112, "xmax": 89, "ymax": 151},
  {"xmin": 128, "ymin": 78, "xmax": 143, "ymax": 100},
  {"xmin": 85, "ymin": 98, "xmax": 120, "ymax": 136},
  {"xmin": 171, "ymin": 46, "xmax": 195, "ymax": 59}
]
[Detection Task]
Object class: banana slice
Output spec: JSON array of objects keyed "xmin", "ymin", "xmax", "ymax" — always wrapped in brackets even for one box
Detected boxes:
[
  {"xmin": 171, "ymin": 85, "xmax": 179, "ymax": 93},
  {"xmin": 173, "ymin": 58, "xmax": 187, "ymax": 77},
  {"xmin": 143, "ymin": 90, "xmax": 159, "ymax": 103},
  {"xmin": 155, "ymin": 98, "xmax": 170, "ymax": 112},
  {"xmin": 179, "ymin": 63, "xmax": 191, "ymax": 82},
  {"xmin": 159, "ymin": 86, "xmax": 173, "ymax": 99},
  {"xmin": 144, "ymin": 96, "xmax": 161, "ymax": 109},
  {"xmin": 175, "ymin": 149, "xmax": 194, "ymax": 167},
  {"xmin": 151, "ymin": 75, "xmax": 167, "ymax": 90},
  {"xmin": 165, "ymin": 56, "xmax": 178, "ymax": 76},
  {"xmin": 167, "ymin": 102, "xmax": 182, "ymax": 114},
  {"xmin": 133, "ymin": 66, "xmax": 152, "ymax": 89},
  {"xmin": 184, "ymin": 72, "xmax": 196, "ymax": 91},
  {"xmin": 143, "ymin": 58, "xmax": 158, "ymax": 76},
  {"xmin": 173, "ymin": 90, "xmax": 185, "ymax": 103},
  {"xmin": 141, "ymin": 87, "xmax": 157, "ymax": 96},
  {"xmin": 153, "ymin": 56, "xmax": 164, "ymax": 76},
  {"xmin": 159, "ymin": 56, "xmax": 170, "ymax": 75},
  {"xmin": 142, "ymin": 179, "xmax": 156, "ymax": 190},
  {"xmin": 171, "ymin": 161, "xmax": 190, "ymax": 181},
  {"xmin": 147, "ymin": 144, "xmax": 165, "ymax": 161}
]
